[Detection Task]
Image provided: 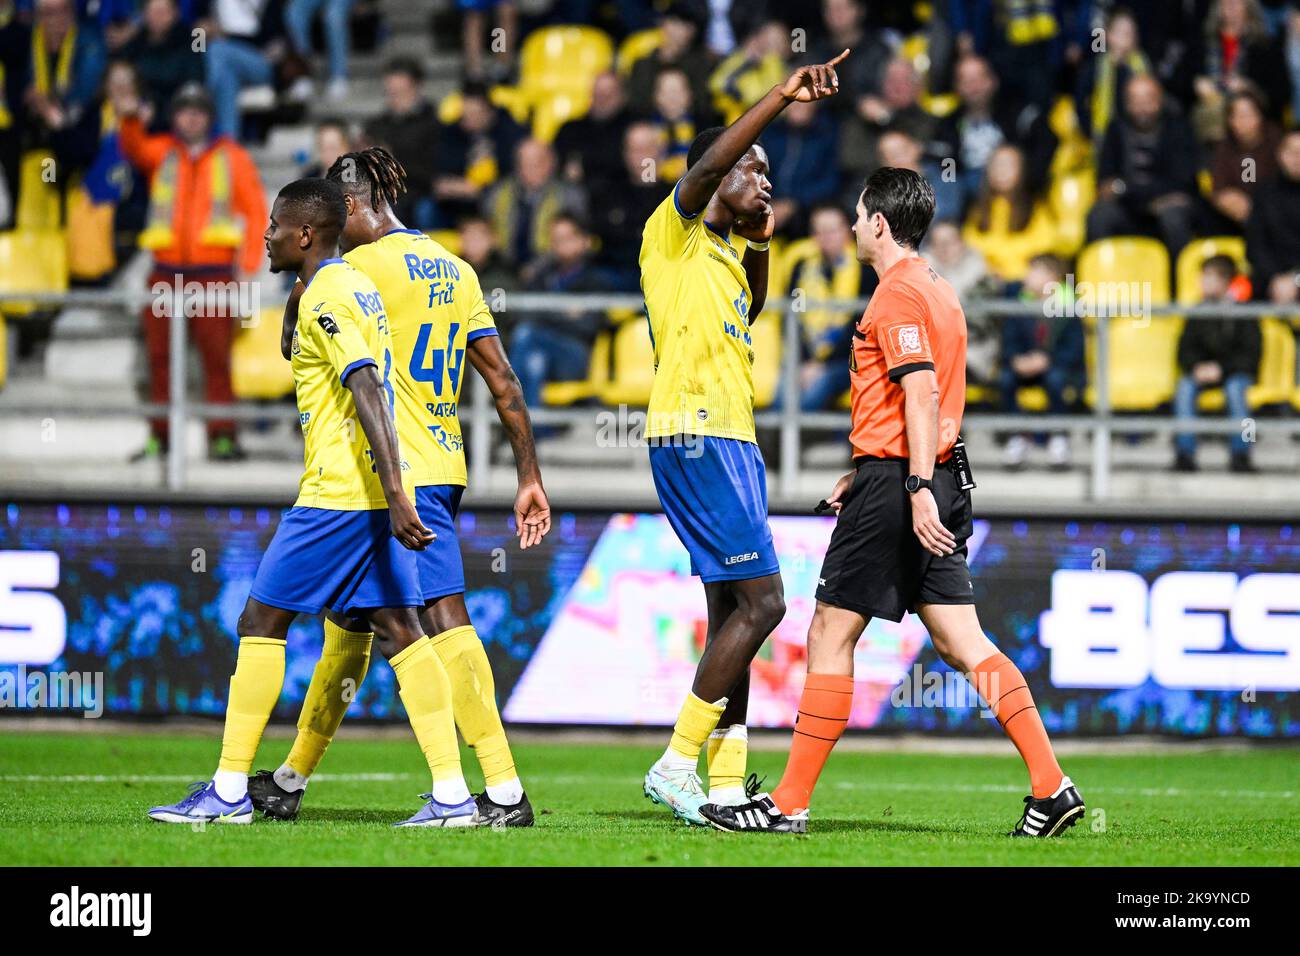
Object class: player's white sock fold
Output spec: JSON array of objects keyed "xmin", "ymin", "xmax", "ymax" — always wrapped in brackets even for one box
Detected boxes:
[
  {"xmin": 274, "ymin": 763, "xmax": 309, "ymax": 793},
  {"xmin": 656, "ymin": 750, "xmax": 698, "ymax": 773},
  {"xmin": 486, "ymin": 777, "xmax": 524, "ymax": 805},
  {"xmin": 431, "ymin": 778, "xmax": 472, "ymax": 806},
  {"xmin": 212, "ymin": 769, "xmax": 248, "ymax": 803},
  {"xmin": 707, "ymin": 786, "xmax": 746, "ymax": 805}
]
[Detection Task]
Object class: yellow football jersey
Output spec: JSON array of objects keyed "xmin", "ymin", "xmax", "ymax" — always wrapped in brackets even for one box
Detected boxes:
[
  {"xmin": 291, "ymin": 258, "xmax": 408, "ymax": 509},
  {"xmin": 345, "ymin": 229, "xmax": 497, "ymax": 487},
  {"xmin": 639, "ymin": 182, "xmax": 756, "ymax": 442}
]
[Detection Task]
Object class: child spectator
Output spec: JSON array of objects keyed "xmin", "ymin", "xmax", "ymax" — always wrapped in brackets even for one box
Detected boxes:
[
  {"xmin": 1172, "ymin": 254, "xmax": 1261, "ymax": 473},
  {"xmin": 999, "ymin": 254, "xmax": 1084, "ymax": 470}
]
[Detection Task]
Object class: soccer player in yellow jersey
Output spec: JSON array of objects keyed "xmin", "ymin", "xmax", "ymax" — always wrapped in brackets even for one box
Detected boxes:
[
  {"xmin": 147, "ymin": 178, "xmax": 482, "ymax": 828},
  {"xmin": 640, "ymin": 50, "xmax": 851, "ymax": 825},
  {"xmin": 246, "ymin": 148, "xmax": 550, "ymax": 828}
]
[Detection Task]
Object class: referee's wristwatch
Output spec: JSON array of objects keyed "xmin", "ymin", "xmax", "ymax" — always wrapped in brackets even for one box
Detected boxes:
[{"xmin": 905, "ymin": 475, "xmax": 933, "ymax": 494}]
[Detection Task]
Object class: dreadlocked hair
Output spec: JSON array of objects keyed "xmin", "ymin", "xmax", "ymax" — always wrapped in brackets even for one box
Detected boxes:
[{"xmin": 326, "ymin": 146, "xmax": 408, "ymax": 211}]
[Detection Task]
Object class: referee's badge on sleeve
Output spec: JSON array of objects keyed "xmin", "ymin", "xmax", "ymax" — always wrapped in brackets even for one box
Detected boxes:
[{"xmin": 893, "ymin": 325, "xmax": 923, "ymax": 355}]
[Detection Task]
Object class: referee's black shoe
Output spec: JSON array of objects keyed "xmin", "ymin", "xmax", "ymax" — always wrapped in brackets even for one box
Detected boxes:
[
  {"xmin": 247, "ymin": 769, "xmax": 304, "ymax": 821},
  {"xmin": 699, "ymin": 793, "xmax": 808, "ymax": 833},
  {"xmin": 474, "ymin": 790, "xmax": 535, "ymax": 828},
  {"xmin": 1010, "ymin": 776, "xmax": 1085, "ymax": 837}
]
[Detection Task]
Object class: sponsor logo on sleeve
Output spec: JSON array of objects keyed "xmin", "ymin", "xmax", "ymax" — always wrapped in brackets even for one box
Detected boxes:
[{"xmin": 317, "ymin": 313, "xmax": 340, "ymax": 336}]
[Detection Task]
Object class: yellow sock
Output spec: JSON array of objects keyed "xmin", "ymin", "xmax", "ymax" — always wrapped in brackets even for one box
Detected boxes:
[
  {"xmin": 390, "ymin": 636, "xmax": 463, "ymax": 785},
  {"xmin": 431, "ymin": 625, "xmax": 518, "ymax": 786},
  {"xmin": 285, "ymin": 621, "xmax": 373, "ymax": 778},
  {"xmin": 706, "ymin": 724, "xmax": 748, "ymax": 794},
  {"xmin": 217, "ymin": 637, "xmax": 286, "ymax": 774},
  {"xmin": 667, "ymin": 692, "xmax": 726, "ymax": 764}
]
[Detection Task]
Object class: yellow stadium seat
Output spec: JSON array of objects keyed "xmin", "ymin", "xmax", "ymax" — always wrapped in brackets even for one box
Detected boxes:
[
  {"xmin": 1048, "ymin": 95, "xmax": 1094, "ymax": 177},
  {"xmin": 530, "ymin": 91, "xmax": 589, "ymax": 143},
  {"xmin": 1175, "ymin": 236, "xmax": 1247, "ymax": 304},
  {"xmin": 1077, "ymin": 237, "xmax": 1176, "ymax": 410},
  {"xmin": 1017, "ymin": 386, "xmax": 1049, "ymax": 412},
  {"xmin": 0, "ymin": 229, "xmax": 68, "ymax": 317},
  {"xmin": 1050, "ymin": 166, "xmax": 1095, "ymax": 259},
  {"xmin": 490, "ymin": 85, "xmax": 533, "ymax": 125},
  {"xmin": 521, "ymin": 26, "xmax": 614, "ymax": 90},
  {"xmin": 752, "ymin": 313, "xmax": 781, "ymax": 409},
  {"xmin": 16, "ymin": 150, "xmax": 61, "ymax": 230},
  {"xmin": 598, "ymin": 318, "xmax": 654, "ymax": 406},
  {"xmin": 617, "ymin": 28, "xmax": 662, "ymax": 76},
  {"xmin": 232, "ymin": 307, "xmax": 294, "ymax": 400},
  {"xmin": 438, "ymin": 85, "xmax": 533, "ymax": 127},
  {"xmin": 424, "ymin": 229, "xmax": 462, "ymax": 255},
  {"xmin": 542, "ymin": 328, "xmax": 611, "ymax": 406}
]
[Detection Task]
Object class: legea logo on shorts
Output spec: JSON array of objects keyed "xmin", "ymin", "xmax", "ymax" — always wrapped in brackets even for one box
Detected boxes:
[
  {"xmin": 892, "ymin": 325, "xmax": 923, "ymax": 355},
  {"xmin": 725, "ymin": 552, "xmax": 759, "ymax": 565}
]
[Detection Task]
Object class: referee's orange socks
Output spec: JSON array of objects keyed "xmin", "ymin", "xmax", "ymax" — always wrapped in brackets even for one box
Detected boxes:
[
  {"xmin": 771, "ymin": 673, "xmax": 853, "ymax": 815},
  {"xmin": 974, "ymin": 652, "xmax": 1063, "ymax": 799}
]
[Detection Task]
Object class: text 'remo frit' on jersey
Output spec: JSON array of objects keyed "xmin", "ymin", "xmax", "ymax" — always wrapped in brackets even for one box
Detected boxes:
[
  {"xmin": 291, "ymin": 257, "xmax": 410, "ymax": 509},
  {"xmin": 345, "ymin": 228, "xmax": 498, "ymax": 488},
  {"xmin": 639, "ymin": 181, "xmax": 759, "ymax": 444}
]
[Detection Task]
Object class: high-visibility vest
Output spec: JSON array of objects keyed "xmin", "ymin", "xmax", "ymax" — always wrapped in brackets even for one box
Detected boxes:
[{"xmin": 138, "ymin": 146, "xmax": 242, "ymax": 251}]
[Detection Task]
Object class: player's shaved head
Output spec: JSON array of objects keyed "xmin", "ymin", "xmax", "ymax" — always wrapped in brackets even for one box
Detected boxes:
[
  {"xmin": 265, "ymin": 178, "xmax": 347, "ymax": 273},
  {"xmin": 275, "ymin": 177, "xmax": 347, "ymax": 241}
]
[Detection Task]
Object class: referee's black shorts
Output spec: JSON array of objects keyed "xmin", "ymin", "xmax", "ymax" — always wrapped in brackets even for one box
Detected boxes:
[{"xmin": 814, "ymin": 457, "xmax": 974, "ymax": 622}]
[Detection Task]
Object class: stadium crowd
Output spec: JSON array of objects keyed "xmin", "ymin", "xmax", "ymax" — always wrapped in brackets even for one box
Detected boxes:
[{"xmin": 5, "ymin": 0, "xmax": 1300, "ymax": 472}]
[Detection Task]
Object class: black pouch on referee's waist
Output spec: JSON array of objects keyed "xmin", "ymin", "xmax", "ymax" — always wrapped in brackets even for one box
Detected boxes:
[{"xmin": 947, "ymin": 434, "xmax": 977, "ymax": 491}]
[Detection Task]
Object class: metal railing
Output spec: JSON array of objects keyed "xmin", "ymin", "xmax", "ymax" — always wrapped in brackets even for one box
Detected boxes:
[{"xmin": 2, "ymin": 287, "xmax": 1296, "ymax": 500}]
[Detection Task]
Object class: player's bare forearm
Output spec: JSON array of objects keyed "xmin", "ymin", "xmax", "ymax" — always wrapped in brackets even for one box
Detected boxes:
[
  {"xmin": 677, "ymin": 89, "xmax": 789, "ymax": 214},
  {"xmin": 676, "ymin": 50, "xmax": 850, "ymax": 215},
  {"xmin": 469, "ymin": 334, "xmax": 541, "ymax": 486},
  {"xmin": 281, "ymin": 280, "xmax": 305, "ymax": 360},
  {"xmin": 901, "ymin": 369, "xmax": 940, "ymax": 480},
  {"xmin": 743, "ymin": 246, "xmax": 770, "ymax": 316},
  {"xmin": 347, "ymin": 367, "xmax": 406, "ymax": 498},
  {"xmin": 469, "ymin": 334, "xmax": 552, "ymax": 548},
  {"xmin": 348, "ymin": 366, "xmax": 433, "ymax": 550}
]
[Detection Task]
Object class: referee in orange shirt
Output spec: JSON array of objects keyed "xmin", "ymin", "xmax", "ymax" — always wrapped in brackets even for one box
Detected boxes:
[{"xmin": 701, "ymin": 167, "xmax": 1085, "ymax": 836}]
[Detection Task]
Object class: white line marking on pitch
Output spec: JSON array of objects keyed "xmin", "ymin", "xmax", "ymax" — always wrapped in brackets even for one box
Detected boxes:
[{"xmin": 1, "ymin": 773, "xmax": 1293, "ymax": 801}]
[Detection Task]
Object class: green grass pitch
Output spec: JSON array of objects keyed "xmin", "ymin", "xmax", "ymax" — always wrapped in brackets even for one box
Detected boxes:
[{"xmin": 1, "ymin": 730, "xmax": 1296, "ymax": 866}]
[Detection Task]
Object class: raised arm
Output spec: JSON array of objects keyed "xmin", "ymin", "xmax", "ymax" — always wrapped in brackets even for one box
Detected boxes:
[
  {"xmin": 346, "ymin": 366, "xmax": 434, "ymax": 551},
  {"xmin": 675, "ymin": 49, "xmax": 850, "ymax": 216},
  {"xmin": 468, "ymin": 333, "xmax": 551, "ymax": 549}
]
